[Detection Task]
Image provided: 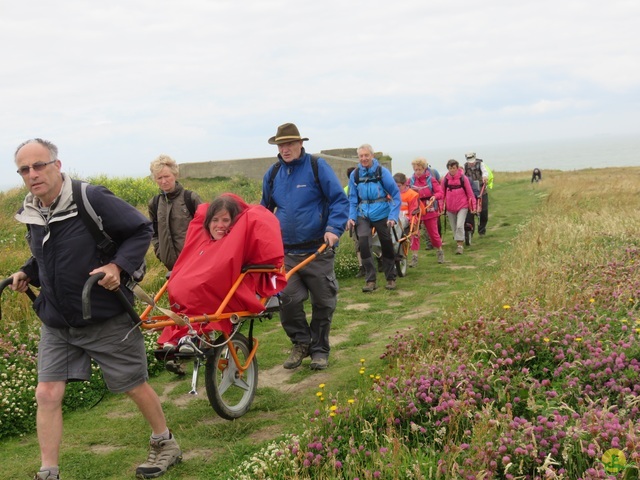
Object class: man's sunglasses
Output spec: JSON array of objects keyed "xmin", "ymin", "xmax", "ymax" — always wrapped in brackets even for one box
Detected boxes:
[{"xmin": 17, "ymin": 160, "xmax": 56, "ymax": 176}]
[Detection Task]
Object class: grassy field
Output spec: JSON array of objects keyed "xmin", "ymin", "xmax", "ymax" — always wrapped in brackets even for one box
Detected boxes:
[{"xmin": 1, "ymin": 168, "xmax": 639, "ymax": 479}]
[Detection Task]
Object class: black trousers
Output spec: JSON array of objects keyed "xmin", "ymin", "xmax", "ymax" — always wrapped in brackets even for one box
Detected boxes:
[{"xmin": 465, "ymin": 193, "xmax": 489, "ymax": 235}]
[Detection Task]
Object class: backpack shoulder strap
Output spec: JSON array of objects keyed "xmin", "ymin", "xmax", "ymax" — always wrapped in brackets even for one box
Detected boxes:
[
  {"xmin": 266, "ymin": 162, "xmax": 282, "ymax": 210},
  {"xmin": 354, "ymin": 165, "xmax": 383, "ymax": 184},
  {"xmin": 152, "ymin": 193, "xmax": 161, "ymax": 217},
  {"xmin": 310, "ymin": 154, "xmax": 320, "ymax": 185},
  {"xmin": 71, "ymin": 179, "xmax": 117, "ymax": 257},
  {"xmin": 184, "ymin": 190, "xmax": 196, "ymax": 217}
]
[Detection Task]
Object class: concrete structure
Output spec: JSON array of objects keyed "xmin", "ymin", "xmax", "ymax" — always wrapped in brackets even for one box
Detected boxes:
[{"xmin": 179, "ymin": 149, "xmax": 392, "ymax": 186}]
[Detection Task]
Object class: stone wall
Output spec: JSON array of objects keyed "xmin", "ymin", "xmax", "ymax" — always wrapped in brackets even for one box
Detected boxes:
[{"xmin": 179, "ymin": 149, "xmax": 392, "ymax": 186}]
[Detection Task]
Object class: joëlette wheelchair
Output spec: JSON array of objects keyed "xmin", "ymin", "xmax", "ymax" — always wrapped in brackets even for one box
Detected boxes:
[
  {"xmin": 0, "ymin": 244, "xmax": 325, "ymax": 421},
  {"xmin": 370, "ymin": 209, "xmax": 421, "ymax": 278}
]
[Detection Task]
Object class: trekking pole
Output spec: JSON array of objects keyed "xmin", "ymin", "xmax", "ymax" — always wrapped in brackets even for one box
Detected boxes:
[{"xmin": 476, "ymin": 183, "xmax": 486, "ymax": 216}]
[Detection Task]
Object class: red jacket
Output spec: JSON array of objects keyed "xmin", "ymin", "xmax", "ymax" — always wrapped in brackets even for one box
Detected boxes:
[{"xmin": 159, "ymin": 194, "xmax": 286, "ymax": 343}]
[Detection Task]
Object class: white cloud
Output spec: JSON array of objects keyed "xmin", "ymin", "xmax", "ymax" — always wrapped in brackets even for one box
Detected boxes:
[{"xmin": 1, "ymin": 0, "xmax": 639, "ymax": 190}]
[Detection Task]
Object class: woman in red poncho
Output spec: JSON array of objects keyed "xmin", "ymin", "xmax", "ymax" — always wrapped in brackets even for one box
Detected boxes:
[{"xmin": 157, "ymin": 193, "xmax": 286, "ymax": 360}]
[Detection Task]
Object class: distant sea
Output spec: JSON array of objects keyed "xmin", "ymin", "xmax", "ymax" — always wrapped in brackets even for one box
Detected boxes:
[
  {"xmin": 2, "ymin": 134, "xmax": 637, "ymax": 193},
  {"xmin": 391, "ymin": 134, "xmax": 639, "ymax": 176}
]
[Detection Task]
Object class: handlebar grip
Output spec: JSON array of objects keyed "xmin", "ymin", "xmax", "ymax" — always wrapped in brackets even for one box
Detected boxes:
[
  {"xmin": 81, "ymin": 272, "xmax": 142, "ymax": 324},
  {"xmin": 0, "ymin": 277, "xmax": 11, "ymax": 320},
  {"xmin": 0, "ymin": 276, "xmax": 37, "ymax": 320},
  {"xmin": 0, "ymin": 277, "xmax": 12, "ymax": 296},
  {"xmin": 82, "ymin": 273, "xmax": 105, "ymax": 320}
]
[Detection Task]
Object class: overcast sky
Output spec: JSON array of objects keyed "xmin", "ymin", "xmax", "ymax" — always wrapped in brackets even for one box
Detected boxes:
[{"xmin": 2, "ymin": 0, "xmax": 638, "ymax": 190}]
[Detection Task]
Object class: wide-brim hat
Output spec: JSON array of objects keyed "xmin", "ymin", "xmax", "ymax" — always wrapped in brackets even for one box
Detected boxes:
[
  {"xmin": 268, "ymin": 123, "xmax": 309, "ymax": 145},
  {"xmin": 465, "ymin": 152, "xmax": 477, "ymax": 160}
]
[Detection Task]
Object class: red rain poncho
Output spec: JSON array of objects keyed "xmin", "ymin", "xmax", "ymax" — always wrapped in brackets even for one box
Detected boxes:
[{"xmin": 158, "ymin": 193, "xmax": 286, "ymax": 345}]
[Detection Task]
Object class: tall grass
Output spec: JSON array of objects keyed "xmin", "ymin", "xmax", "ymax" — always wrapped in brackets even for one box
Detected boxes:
[
  {"xmin": 2, "ymin": 169, "xmax": 639, "ymax": 479},
  {"xmin": 0, "ymin": 173, "xmax": 358, "ymax": 440},
  {"xmin": 231, "ymin": 168, "xmax": 640, "ymax": 479}
]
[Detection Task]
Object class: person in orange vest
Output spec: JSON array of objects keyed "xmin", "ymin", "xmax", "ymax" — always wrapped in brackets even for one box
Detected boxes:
[{"xmin": 393, "ymin": 172, "xmax": 424, "ymax": 268}]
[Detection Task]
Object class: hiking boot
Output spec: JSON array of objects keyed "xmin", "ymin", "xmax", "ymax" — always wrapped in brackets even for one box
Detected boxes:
[
  {"xmin": 283, "ymin": 343, "xmax": 310, "ymax": 369},
  {"xmin": 409, "ymin": 254, "xmax": 418, "ymax": 268},
  {"xmin": 437, "ymin": 249, "xmax": 445, "ymax": 264},
  {"xmin": 362, "ymin": 282, "xmax": 377, "ymax": 293},
  {"xmin": 456, "ymin": 245, "xmax": 464, "ymax": 255},
  {"xmin": 385, "ymin": 280, "xmax": 396, "ymax": 290},
  {"xmin": 34, "ymin": 471, "xmax": 59, "ymax": 480},
  {"xmin": 165, "ymin": 360, "xmax": 186, "ymax": 376},
  {"xmin": 136, "ymin": 436, "xmax": 182, "ymax": 478},
  {"xmin": 355, "ymin": 265, "xmax": 366, "ymax": 278},
  {"xmin": 310, "ymin": 356, "xmax": 329, "ymax": 370},
  {"xmin": 178, "ymin": 337, "xmax": 197, "ymax": 355}
]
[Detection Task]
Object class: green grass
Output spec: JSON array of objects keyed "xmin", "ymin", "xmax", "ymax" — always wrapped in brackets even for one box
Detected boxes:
[{"xmin": 2, "ymin": 170, "xmax": 638, "ymax": 479}]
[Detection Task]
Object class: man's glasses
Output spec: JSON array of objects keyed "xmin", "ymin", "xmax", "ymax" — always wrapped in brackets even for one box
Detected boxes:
[{"xmin": 17, "ymin": 160, "xmax": 56, "ymax": 176}]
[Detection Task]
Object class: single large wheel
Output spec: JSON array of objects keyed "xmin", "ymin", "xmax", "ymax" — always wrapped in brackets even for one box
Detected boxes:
[
  {"xmin": 205, "ymin": 332, "xmax": 258, "ymax": 420},
  {"xmin": 395, "ymin": 257, "xmax": 407, "ymax": 277}
]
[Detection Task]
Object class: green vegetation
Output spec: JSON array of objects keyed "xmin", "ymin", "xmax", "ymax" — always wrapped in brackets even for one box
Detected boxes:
[{"xmin": 1, "ymin": 169, "xmax": 639, "ymax": 479}]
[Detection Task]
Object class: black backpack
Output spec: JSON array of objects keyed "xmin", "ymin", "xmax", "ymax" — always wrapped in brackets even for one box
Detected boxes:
[
  {"xmin": 353, "ymin": 165, "xmax": 382, "ymax": 185},
  {"xmin": 71, "ymin": 179, "xmax": 146, "ymax": 285}
]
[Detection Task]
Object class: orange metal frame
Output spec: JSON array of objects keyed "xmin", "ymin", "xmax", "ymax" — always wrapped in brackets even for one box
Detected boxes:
[{"xmin": 137, "ymin": 244, "xmax": 327, "ymax": 376}]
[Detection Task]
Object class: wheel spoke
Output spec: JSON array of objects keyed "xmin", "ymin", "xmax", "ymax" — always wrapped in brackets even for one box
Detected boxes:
[{"xmin": 217, "ymin": 364, "xmax": 236, "ymax": 395}]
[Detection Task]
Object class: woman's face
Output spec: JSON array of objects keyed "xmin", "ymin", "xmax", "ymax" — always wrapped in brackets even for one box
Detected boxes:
[
  {"xmin": 447, "ymin": 165, "xmax": 458, "ymax": 174},
  {"xmin": 153, "ymin": 166, "xmax": 177, "ymax": 193},
  {"xmin": 412, "ymin": 165, "xmax": 426, "ymax": 176},
  {"xmin": 208, "ymin": 208, "xmax": 232, "ymax": 240}
]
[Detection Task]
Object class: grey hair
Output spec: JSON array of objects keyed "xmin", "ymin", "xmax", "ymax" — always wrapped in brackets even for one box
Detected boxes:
[
  {"xmin": 150, "ymin": 154, "xmax": 179, "ymax": 178},
  {"xmin": 357, "ymin": 144, "xmax": 375, "ymax": 155},
  {"xmin": 14, "ymin": 138, "xmax": 58, "ymax": 163}
]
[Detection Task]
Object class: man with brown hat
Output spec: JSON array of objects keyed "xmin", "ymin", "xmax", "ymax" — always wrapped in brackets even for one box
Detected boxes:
[{"xmin": 261, "ymin": 123, "xmax": 349, "ymax": 371}]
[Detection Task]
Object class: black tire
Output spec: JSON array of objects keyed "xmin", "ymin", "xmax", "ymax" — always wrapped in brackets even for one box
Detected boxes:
[
  {"xmin": 205, "ymin": 332, "xmax": 258, "ymax": 420},
  {"xmin": 395, "ymin": 256, "xmax": 407, "ymax": 278},
  {"xmin": 465, "ymin": 230, "xmax": 472, "ymax": 246},
  {"xmin": 396, "ymin": 241, "xmax": 409, "ymax": 277}
]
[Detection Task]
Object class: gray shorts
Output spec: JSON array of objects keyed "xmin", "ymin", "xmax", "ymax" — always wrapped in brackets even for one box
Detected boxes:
[{"xmin": 38, "ymin": 312, "xmax": 149, "ymax": 394}]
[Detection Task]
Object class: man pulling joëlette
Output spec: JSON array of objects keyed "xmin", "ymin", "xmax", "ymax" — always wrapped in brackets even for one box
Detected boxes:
[
  {"xmin": 261, "ymin": 123, "xmax": 349, "ymax": 371},
  {"xmin": 11, "ymin": 138, "xmax": 181, "ymax": 480}
]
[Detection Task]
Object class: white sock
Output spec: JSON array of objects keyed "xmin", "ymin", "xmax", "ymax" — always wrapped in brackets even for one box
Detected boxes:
[{"xmin": 151, "ymin": 429, "xmax": 171, "ymax": 441}]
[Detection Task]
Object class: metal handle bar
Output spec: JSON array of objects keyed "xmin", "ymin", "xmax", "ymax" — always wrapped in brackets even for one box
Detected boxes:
[
  {"xmin": 241, "ymin": 264, "xmax": 277, "ymax": 273},
  {"xmin": 285, "ymin": 243, "xmax": 328, "ymax": 280},
  {"xmin": 81, "ymin": 272, "xmax": 142, "ymax": 323},
  {"xmin": 0, "ymin": 276, "xmax": 37, "ymax": 320}
]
